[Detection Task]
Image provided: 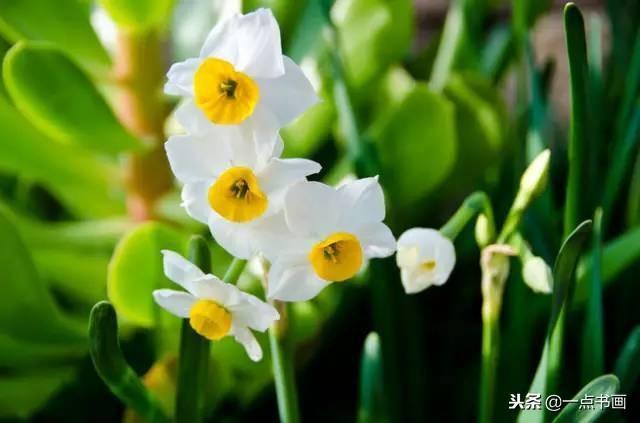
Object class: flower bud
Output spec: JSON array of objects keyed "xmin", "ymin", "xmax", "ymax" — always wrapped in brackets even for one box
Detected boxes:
[
  {"xmin": 520, "ymin": 149, "xmax": 551, "ymax": 199},
  {"xmin": 522, "ymin": 256, "xmax": 553, "ymax": 294},
  {"xmin": 475, "ymin": 213, "xmax": 495, "ymax": 248}
]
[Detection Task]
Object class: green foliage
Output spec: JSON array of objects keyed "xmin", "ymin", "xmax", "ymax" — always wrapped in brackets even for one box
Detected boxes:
[
  {"xmin": 107, "ymin": 222, "xmax": 189, "ymax": 327},
  {"xmin": 358, "ymin": 332, "xmax": 386, "ymax": 423},
  {"xmin": 100, "ymin": 0, "xmax": 176, "ymax": 32},
  {"xmin": 552, "ymin": 374, "xmax": 619, "ymax": 423},
  {"xmin": 0, "ymin": 0, "xmax": 109, "ymax": 71},
  {"xmin": 614, "ymin": 326, "xmax": 640, "ymax": 393},
  {"xmin": 3, "ymin": 42, "xmax": 143, "ymax": 155}
]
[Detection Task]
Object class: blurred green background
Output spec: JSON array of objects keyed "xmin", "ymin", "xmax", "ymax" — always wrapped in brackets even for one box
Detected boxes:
[{"xmin": 0, "ymin": 0, "xmax": 638, "ymax": 421}]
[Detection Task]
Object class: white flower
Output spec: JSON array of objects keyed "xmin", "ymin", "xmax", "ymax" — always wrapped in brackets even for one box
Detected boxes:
[
  {"xmin": 260, "ymin": 178, "xmax": 396, "ymax": 302},
  {"xmin": 165, "ymin": 8, "xmax": 318, "ymax": 136},
  {"xmin": 396, "ymin": 228, "xmax": 456, "ymax": 294},
  {"xmin": 153, "ymin": 250, "xmax": 279, "ymax": 361},
  {"xmin": 165, "ymin": 129, "xmax": 321, "ymax": 259}
]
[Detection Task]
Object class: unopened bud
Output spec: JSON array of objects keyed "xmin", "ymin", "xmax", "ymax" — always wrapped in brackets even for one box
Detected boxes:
[
  {"xmin": 520, "ymin": 149, "xmax": 551, "ymax": 199},
  {"xmin": 522, "ymin": 256, "xmax": 553, "ymax": 294}
]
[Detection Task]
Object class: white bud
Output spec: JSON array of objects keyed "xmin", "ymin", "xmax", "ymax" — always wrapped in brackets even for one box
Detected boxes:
[
  {"xmin": 522, "ymin": 256, "xmax": 553, "ymax": 294},
  {"xmin": 520, "ymin": 149, "xmax": 551, "ymax": 199}
]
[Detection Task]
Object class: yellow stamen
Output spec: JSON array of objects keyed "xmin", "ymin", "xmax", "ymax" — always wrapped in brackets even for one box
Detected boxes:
[
  {"xmin": 208, "ymin": 166, "xmax": 268, "ymax": 222},
  {"xmin": 309, "ymin": 232, "xmax": 363, "ymax": 282},
  {"xmin": 421, "ymin": 260, "xmax": 437, "ymax": 271},
  {"xmin": 189, "ymin": 299, "xmax": 232, "ymax": 341},
  {"xmin": 194, "ymin": 58, "xmax": 259, "ymax": 124}
]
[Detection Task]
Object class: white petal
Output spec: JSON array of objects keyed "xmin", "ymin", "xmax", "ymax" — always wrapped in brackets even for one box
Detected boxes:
[
  {"xmin": 258, "ymin": 56, "xmax": 318, "ymax": 126},
  {"xmin": 181, "ymin": 181, "xmax": 211, "ymax": 224},
  {"xmin": 232, "ymin": 9, "xmax": 284, "ymax": 78},
  {"xmin": 258, "ymin": 158, "xmax": 321, "ymax": 195},
  {"xmin": 162, "ymin": 250, "xmax": 205, "ymax": 292},
  {"xmin": 252, "ymin": 212, "xmax": 313, "ymax": 262},
  {"xmin": 173, "ymin": 100, "xmax": 215, "ymax": 135},
  {"xmin": 396, "ymin": 246, "xmax": 420, "ymax": 268},
  {"xmin": 231, "ymin": 323, "xmax": 263, "ymax": 361},
  {"xmin": 355, "ymin": 222, "xmax": 396, "ymax": 258},
  {"xmin": 200, "ymin": 13, "xmax": 238, "ymax": 64},
  {"xmin": 165, "ymin": 134, "xmax": 231, "ymax": 183},
  {"xmin": 339, "ymin": 177, "xmax": 386, "ymax": 229},
  {"xmin": 284, "ymin": 181, "xmax": 342, "ymax": 238},
  {"xmin": 153, "ymin": 289, "xmax": 196, "ymax": 317},
  {"xmin": 400, "ymin": 269, "xmax": 438, "ymax": 294},
  {"xmin": 267, "ymin": 256, "xmax": 328, "ymax": 302},
  {"xmin": 165, "ymin": 58, "xmax": 200, "ymax": 96},
  {"xmin": 207, "ymin": 213, "xmax": 257, "ymax": 259},
  {"xmin": 189, "ymin": 275, "xmax": 241, "ymax": 305},
  {"xmin": 228, "ymin": 293, "xmax": 279, "ymax": 331}
]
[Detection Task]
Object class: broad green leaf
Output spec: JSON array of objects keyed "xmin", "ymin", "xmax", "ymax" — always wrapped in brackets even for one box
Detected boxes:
[
  {"xmin": 0, "ymin": 368, "xmax": 75, "ymax": 419},
  {"xmin": 370, "ymin": 83, "xmax": 457, "ymax": 208},
  {"xmin": 614, "ymin": 326, "xmax": 640, "ymax": 393},
  {"xmin": 0, "ymin": 96, "xmax": 124, "ymax": 217},
  {"xmin": 100, "ymin": 0, "xmax": 176, "ymax": 32},
  {"xmin": 333, "ymin": 0, "xmax": 414, "ymax": 91},
  {"xmin": 0, "ymin": 0, "xmax": 109, "ymax": 71},
  {"xmin": 0, "ymin": 208, "xmax": 86, "ymax": 368},
  {"xmin": 575, "ymin": 224, "xmax": 640, "ymax": 303},
  {"xmin": 552, "ymin": 374, "xmax": 619, "ymax": 423},
  {"xmin": 519, "ymin": 221, "xmax": 592, "ymax": 423},
  {"xmin": 282, "ymin": 101, "xmax": 335, "ymax": 158},
  {"xmin": 107, "ymin": 222, "xmax": 189, "ymax": 327},
  {"xmin": 4, "ymin": 42, "xmax": 143, "ymax": 155},
  {"xmin": 358, "ymin": 332, "xmax": 386, "ymax": 423}
]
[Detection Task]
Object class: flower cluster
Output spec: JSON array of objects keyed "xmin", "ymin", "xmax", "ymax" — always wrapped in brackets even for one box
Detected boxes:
[{"xmin": 154, "ymin": 8, "xmax": 457, "ymax": 361}]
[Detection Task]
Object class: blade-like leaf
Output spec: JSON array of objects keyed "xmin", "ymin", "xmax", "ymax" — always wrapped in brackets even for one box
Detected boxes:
[
  {"xmin": 552, "ymin": 374, "xmax": 619, "ymax": 423},
  {"xmin": 4, "ymin": 42, "xmax": 143, "ymax": 155},
  {"xmin": 358, "ymin": 332, "xmax": 386, "ymax": 423},
  {"xmin": 613, "ymin": 326, "xmax": 640, "ymax": 393}
]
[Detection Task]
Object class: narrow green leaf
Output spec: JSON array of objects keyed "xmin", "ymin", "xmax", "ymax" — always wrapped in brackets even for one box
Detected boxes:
[
  {"xmin": 175, "ymin": 237, "xmax": 211, "ymax": 423},
  {"xmin": 89, "ymin": 301, "xmax": 170, "ymax": 423},
  {"xmin": 562, "ymin": 3, "xmax": 591, "ymax": 237},
  {"xmin": 358, "ymin": 332, "xmax": 386, "ymax": 423},
  {"xmin": 0, "ymin": 96, "xmax": 123, "ymax": 217},
  {"xmin": 552, "ymin": 374, "xmax": 619, "ymax": 423},
  {"xmin": 613, "ymin": 326, "xmax": 640, "ymax": 393},
  {"xmin": 519, "ymin": 221, "xmax": 592, "ymax": 423},
  {"xmin": 107, "ymin": 222, "xmax": 189, "ymax": 327},
  {"xmin": 4, "ymin": 42, "xmax": 143, "ymax": 155},
  {"xmin": 581, "ymin": 209, "xmax": 604, "ymax": 383},
  {"xmin": 0, "ymin": 0, "xmax": 109, "ymax": 71},
  {"xmin": 575, "ymin": 224, "xmax": 640, "ymax": 303},
  {"xmin": 99, "ymin": 0, "xmax": 175, "ymax": 32},
  {"xmin": 270, "ymin": 302, "xmax": 301, "ymax": 423}
]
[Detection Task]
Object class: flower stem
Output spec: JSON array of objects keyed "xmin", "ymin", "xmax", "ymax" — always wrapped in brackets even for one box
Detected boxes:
[
  {"xmin": 439, "ymin": 191, "xmax": 495, "ymax": 241},
  {"xmin": 223, "ymin": 257, "xmax": 248, "ymax": 284},
  {"xmin": 269, "ymin": 301, "xmax": 301, "ymax": 423},
  {"xmin": 175, "ymin": 236, "xmax": 211, "ymax": 423},
  {"xmin": 479, "ymin": 312, "xmax": 499, "ymax": 423}
]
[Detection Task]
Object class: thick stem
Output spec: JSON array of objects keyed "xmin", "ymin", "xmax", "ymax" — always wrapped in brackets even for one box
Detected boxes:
[
  {"xmin": 479, "ymin": 313, "xmax": 499, "ymax": 423},
  {"xmin": 114, "ymin": 30, "xmax": 173, "ymax": 221}
]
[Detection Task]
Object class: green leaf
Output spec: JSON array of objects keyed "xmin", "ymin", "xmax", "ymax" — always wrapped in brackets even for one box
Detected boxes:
[
  {"xmin": 0, "ymin": 0, "xmax": 109, "ymax": 71},
  {"xmin": 99, "ymin": 0, "xmax": 175, "ymax": 32},
  {"xmin": 370, "ymin": 83, "xmax": 457, "ymax": 208},
  {"xmin": 563, "ymin": 2, "xmax": 591, "ymax": 237},
  {"xmin": 358, "ymin": 332, "xmax": 386, "ymax": 423},
  {"xmin": 107, "ymin": 222, "xmax": 189, "ymax": 327},
  {"xmin": 0, "ymin": 96, "xmax": 123, "ymax": 217},
  {"xmin": 552, "ymin": 374, "xmax": 619, "ymax": 423},
  {"xmin": 581, "ymin": 209, "xmax": 604, "ymax": 383},
  {"xmin": 4, "ymin": 42, "xmax": 143, "ymax": 155},
  {"xmin": 333, "ymin": 0, "xmax": 414, "ymax": 91},
  {"xmin": 89, "ymin": 301, "xmax": 170, "ymax": 423},
  {"xmin": 0, "ymin": 368, "xmax": 76, "ymax": 419},
  {"xmin": 614, "ymin": 326, "xmax": 640, "ymax": 393},
  {"xmin": 519, "ymin": 221, "xmax": 592, "ymax": 423},
  {"xmin": 282, "ymin": 101, "xmax": 335, "ymax": 158},
  {"xmin": 575, "ymin": 224, "xmax": 640, "ymax": 303}
]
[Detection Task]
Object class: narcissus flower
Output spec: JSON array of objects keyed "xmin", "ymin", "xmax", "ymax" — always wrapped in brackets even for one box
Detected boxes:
[
  {"xmin": 396, "ymin": 228, "xmax": 456, "ymax": 294},
  {"xmin": 165, "ymin": 8, "xmax": 317, "ymax": 135},
  {"xmin": 261, "ymin": 178, "xmax": 396, "ymax": 301},
  {"xmin": 165, "ymin": 130, "xmax": 320, "ymax": 259},
  {"xmin": 153, "ymin": 250, "xmax": 279, "ymax": 361}
]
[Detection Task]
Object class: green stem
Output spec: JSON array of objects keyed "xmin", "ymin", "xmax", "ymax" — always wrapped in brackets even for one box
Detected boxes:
[
  {"xmin": 223, "ymin": 257, "xmax": 248, "ymax": 284},
  {"xmin": 89, "ymin": 301, "xmax": 170, "ymax": 423},
  {"xmin": 440, "ymin": 191, "xmax": 495, "ymax": 241},
  {"xmin": 175, "ymin": 236, "xmax": 211, "ymax": 423},
  {"xmin": 479, "ymin": 313, "xmax": 499, "ymax": 423},
  {"xmin": 269, "ymin": 301, "xmax": 301, "ymax": 423}
]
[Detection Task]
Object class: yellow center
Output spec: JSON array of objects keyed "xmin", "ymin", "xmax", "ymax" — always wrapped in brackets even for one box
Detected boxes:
[
  {"xmin": 194, "ymin": 58, "xmax": 260, "ymax": 124},
  {"xmin": 189, "ymin": 299, "xmax": 232, "ymax": 341},
  {"xmin": 208, "ymin": 166, "xmax": 268, "ymax": 223},
  {"xmin": 309, "ymin": 232, "xmax": 363, "ymax": 282},
  {"xmin": 421, "ymin": 260, "xmax": 437, "ymax": 271}
]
